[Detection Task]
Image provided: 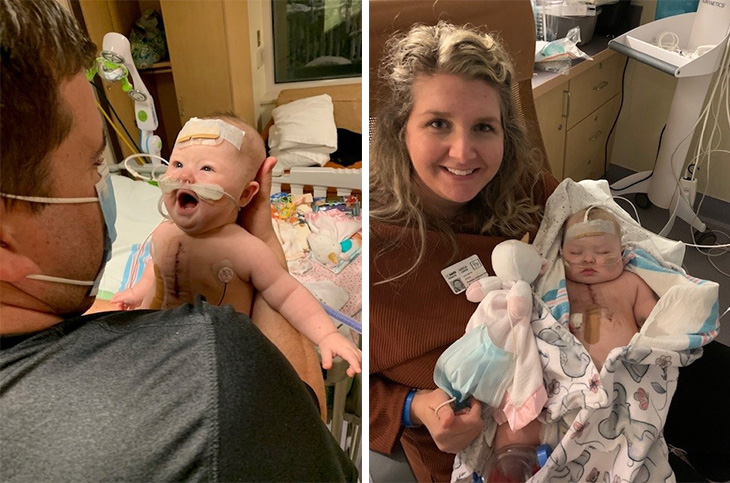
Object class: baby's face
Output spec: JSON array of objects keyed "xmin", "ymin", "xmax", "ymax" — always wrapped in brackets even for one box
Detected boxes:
[
  {"xmin": 562, "ymin": 233, "xmax": 624, "ymax": 284},
  {"xmin": 163, "ymin": 141, "xmax": 252, "ymax": 235}
]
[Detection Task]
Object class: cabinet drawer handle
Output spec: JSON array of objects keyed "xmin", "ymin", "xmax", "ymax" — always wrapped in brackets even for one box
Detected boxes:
[
  {"xmin": 593, "ymin": 81, "xmax": 609, "ymax": 91},
  {"xmin": 562, "ymin": 90, "xmax": 570, "ymax": 118},
  {"xmin": 589, "ymin": 130, "xmax": 603, "ymax": 141}
]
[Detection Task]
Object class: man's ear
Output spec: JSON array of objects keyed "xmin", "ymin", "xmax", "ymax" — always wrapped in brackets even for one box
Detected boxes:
[
  {"xmin": 0, "ymin": 222, "xmax": 40, "ymax": 282},
  {"xmin": 238, "ymin": 181, "xmax": 260, "ymax": 208}
]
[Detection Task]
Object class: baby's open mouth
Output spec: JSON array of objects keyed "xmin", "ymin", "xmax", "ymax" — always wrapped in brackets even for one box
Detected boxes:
[{"xmin": 177, "ymin": 190, "xmax": 199, "ymax": 211}]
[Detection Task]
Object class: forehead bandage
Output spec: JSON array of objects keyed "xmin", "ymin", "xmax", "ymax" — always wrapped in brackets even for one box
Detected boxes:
[
  {"xmin": 175, "ymin": 117, "xmax": 245, "ymax": 150},
  {"xmin": 564, "ymin": 205, "xmax": 619, "ymax": 243}
]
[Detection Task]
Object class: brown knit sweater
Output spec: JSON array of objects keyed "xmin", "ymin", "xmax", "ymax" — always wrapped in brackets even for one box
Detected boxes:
[{"xmin": 369, "ymin": 177, "xmax": 557, "ymax": 482}]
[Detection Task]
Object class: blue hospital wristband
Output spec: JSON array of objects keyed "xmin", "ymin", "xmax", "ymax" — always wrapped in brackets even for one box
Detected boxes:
[{"xmin": 402, "ymin": 388, "xmax": 419, "ymax": 428}]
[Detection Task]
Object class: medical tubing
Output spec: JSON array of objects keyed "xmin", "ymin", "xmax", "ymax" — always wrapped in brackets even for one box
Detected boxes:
[
  {"xmin": 720, "ymin": 306, "xmax": 730, "ymax": 321},
  {"xmin": 123, "ymin": 153, "xmax": 169, "ymax": 181},
  {"xmin": 321, "ymin": 303, "xmax": 362, "ymax": 333},
  {"xmin": 216, "ymin": 282, "xmax": 228, "ymax": 306}
]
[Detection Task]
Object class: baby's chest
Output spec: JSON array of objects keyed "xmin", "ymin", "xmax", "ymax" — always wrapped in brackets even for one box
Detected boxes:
[
  {"xmin": 566, "ymin": 279, "xmax": 635, "ymax": 313},
  {"xmin": 155, "ymin": 237, "xmax": 241, "ymax": 282}
]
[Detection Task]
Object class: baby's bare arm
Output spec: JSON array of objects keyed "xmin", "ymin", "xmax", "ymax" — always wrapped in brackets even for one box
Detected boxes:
[
  {"xmin": 629, "ymin": 272, "xmax": 658, "ymax": 326},
  {"xmin": 234, "ymin": 233, "xmax": 337, "ymax": 344},
  {"xmin": 231, "ymin": 230, "xmax": 361, "ymax": 374}
]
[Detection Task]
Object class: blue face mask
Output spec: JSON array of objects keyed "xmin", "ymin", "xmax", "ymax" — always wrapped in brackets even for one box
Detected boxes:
[
  {"xmin": 0, "ymin": 164, "xmax": 117, "ymax": 296},
  {"xmin": 434, "ymin": 325, "xmax": 516, "ymax": 411}
]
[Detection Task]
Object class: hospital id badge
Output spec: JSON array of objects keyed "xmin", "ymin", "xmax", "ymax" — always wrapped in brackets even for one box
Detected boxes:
[{"xmin": 441, "ymin": 255, "xmax": 487, "ymax": 294}]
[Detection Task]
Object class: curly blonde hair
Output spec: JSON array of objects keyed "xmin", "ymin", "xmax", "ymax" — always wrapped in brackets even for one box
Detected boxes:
[{"xmin": 371, "ymin": 21, "xmax": 545, "ymax": 282}]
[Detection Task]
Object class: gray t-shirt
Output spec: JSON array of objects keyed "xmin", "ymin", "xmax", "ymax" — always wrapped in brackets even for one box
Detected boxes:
[{"xmin": 0, "ymin": 298, "xmax": 356, "ymax": 482}]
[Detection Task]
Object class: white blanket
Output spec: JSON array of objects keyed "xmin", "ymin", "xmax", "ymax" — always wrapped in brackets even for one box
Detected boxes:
[{"xmin": 452, "ymin": 179, "xmax": 720, "ymax": 483}]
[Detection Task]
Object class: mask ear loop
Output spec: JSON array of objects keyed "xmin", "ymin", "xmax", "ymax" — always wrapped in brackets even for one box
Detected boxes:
[{"xmin": 433, "ymin": 396, "xmax": 457, "ymax": 419}]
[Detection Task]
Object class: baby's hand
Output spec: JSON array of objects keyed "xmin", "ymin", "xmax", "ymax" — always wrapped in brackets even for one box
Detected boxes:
[
  {"xmin": 111, "ymin": 287, "xmax": 143, "ymax": 311},
  {"xmin": 318, "ymin": 331, "xmax": 362, "ymax": 377}
]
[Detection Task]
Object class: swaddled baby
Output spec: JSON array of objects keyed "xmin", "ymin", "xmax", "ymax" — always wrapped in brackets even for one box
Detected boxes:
[{"xmin": 492, "ymin": 205, "xmax": 659, "ymax": 451}]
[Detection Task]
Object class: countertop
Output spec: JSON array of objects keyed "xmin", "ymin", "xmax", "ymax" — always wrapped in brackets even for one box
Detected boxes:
[{"xmin": 532, "ymin": 35, "xmax": 622, "ymax": 97}]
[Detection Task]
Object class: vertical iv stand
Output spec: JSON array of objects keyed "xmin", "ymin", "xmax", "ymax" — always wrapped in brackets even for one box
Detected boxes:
[
  {"xmin": 98, "ymin": 32, "xmax": 162, "ymax": 157},
  {"xmin": 607, "ymin": 0, "xmax": 730, "ymax": 238}
]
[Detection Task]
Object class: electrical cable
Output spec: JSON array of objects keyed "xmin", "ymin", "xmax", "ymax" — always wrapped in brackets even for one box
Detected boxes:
[
  {"xmin": 90, "ymin": 81, "xmax": 142, "ymax": 152},
  {"xmin": 603, "ymin": 56, "xmax": 630, "ymax": 180},
  {"xmin": 611, "ymin": 123, "xmax": 665, "ymax": 192},
  {"xmin": 656, "ymin": 31, "xmax": 730, "ymax": 240},
  {"xmin": 95, "ymin": 100, "xmax": 138, "ymax": 155},
  {"xmin": 89, "ymin": 81, "xmax": 142, "ymax": 153},
  {"xmin": 704, "ymin": 239, "xmax": 730, "ymax": 278},
  {"xmin": 613, "ymin": 194, "xmax": 730, "ymax": 250},
  {"xmin": 673, "ymin": 32, "xmax": 730, "ymax": 280}
]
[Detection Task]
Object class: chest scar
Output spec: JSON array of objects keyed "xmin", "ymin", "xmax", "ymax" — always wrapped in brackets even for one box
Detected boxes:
[
  {"xmin": 586, "ymin": 284, "xmax": 615, "ymax": 324},
  {"xmin": 173, "ymin": 242, "xmax": 183, "ymax": 297}
]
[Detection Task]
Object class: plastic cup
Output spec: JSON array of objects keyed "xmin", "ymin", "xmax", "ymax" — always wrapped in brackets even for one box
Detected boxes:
[{"xmin": 482, "ymin": 445, "xmax": 540, "ymax": 483}]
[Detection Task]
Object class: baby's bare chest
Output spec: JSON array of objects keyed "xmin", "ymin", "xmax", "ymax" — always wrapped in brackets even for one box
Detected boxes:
[
  {"xmin": 566, "ymin": 275, "xmax": 637, "ymax": 316},
  {"xmin": 153, "ymin": 233, "xmax": 251, "ymax": 300}
]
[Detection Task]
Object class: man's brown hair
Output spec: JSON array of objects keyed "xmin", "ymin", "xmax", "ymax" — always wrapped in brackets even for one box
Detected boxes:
[{"xmin": 1, "ymin": 0, "xmax": 96, "ymax": 205}]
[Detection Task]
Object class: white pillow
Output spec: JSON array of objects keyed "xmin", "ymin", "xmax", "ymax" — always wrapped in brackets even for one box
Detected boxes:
[
  {"xmin": 271, "ymin": 149, "xmax": 330, "ymax": 176},
  {"xmin": 268, "ymin": 94, "xmax": 338, "ymax": 153}
]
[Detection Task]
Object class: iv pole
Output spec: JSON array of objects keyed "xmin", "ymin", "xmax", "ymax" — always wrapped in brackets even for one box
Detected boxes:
[
  {"xmin": 97, "ymin": 32, "xmax": 162, "ymax": 158},
  {"xmin": 607, "ymin": 0, "xmax": 730, "ymax": 240}
]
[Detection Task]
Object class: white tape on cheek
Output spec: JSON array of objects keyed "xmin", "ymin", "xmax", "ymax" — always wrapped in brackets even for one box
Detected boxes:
[{"xmin": 175, "ymin": 117, "xmax": 245, "ymax": 150}]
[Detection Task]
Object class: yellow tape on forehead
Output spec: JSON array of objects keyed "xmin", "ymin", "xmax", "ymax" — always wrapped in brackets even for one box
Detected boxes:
[
  {"xmin": 564, "ymin": 220, "xmax": 618, "ymax": 242},
  {"xmin": 564, "ymin": 205, "xmax": 619, "ymax": 242},
  {"xmin": 176, "ymin": 117, "xmax": 245, "ymax": 150}
]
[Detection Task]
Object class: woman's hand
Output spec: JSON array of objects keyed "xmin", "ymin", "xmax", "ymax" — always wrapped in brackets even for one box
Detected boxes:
[{"xmin": 410, "ymin": 389, "xmax": 484, "ymax": 454}]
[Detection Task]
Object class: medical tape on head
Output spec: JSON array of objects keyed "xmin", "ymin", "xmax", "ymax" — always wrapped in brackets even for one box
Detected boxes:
[
  {"xmin": 175, "ymin": 117, "xmax": 245, "ymax": 150},
  {"xmin": 564, "ymin": 205, "xmax": 619, "ymax": 242},
  {"xmin": 564, "ymin": 219, "xmax": 618, "ymax": 241}
]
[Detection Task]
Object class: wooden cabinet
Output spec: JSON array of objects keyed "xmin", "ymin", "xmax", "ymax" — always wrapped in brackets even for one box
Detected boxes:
[
  {"xmin": 160, "ymin": 1, "xmax": 254, "ymax": 124},
  {"xmin": 564, "ymin": 95, "xmax": 621, "ymax": 180},
  {"xmin": 535, "ymin": 78, "xmax": 568, "ymax": 178},
  {"xmin": 534, "ymin": 52, "xmax": 626, "ymax": 181},
  {"xmin": 78, "ymin": 0, "xmax": 254, "ymax": 161}
]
